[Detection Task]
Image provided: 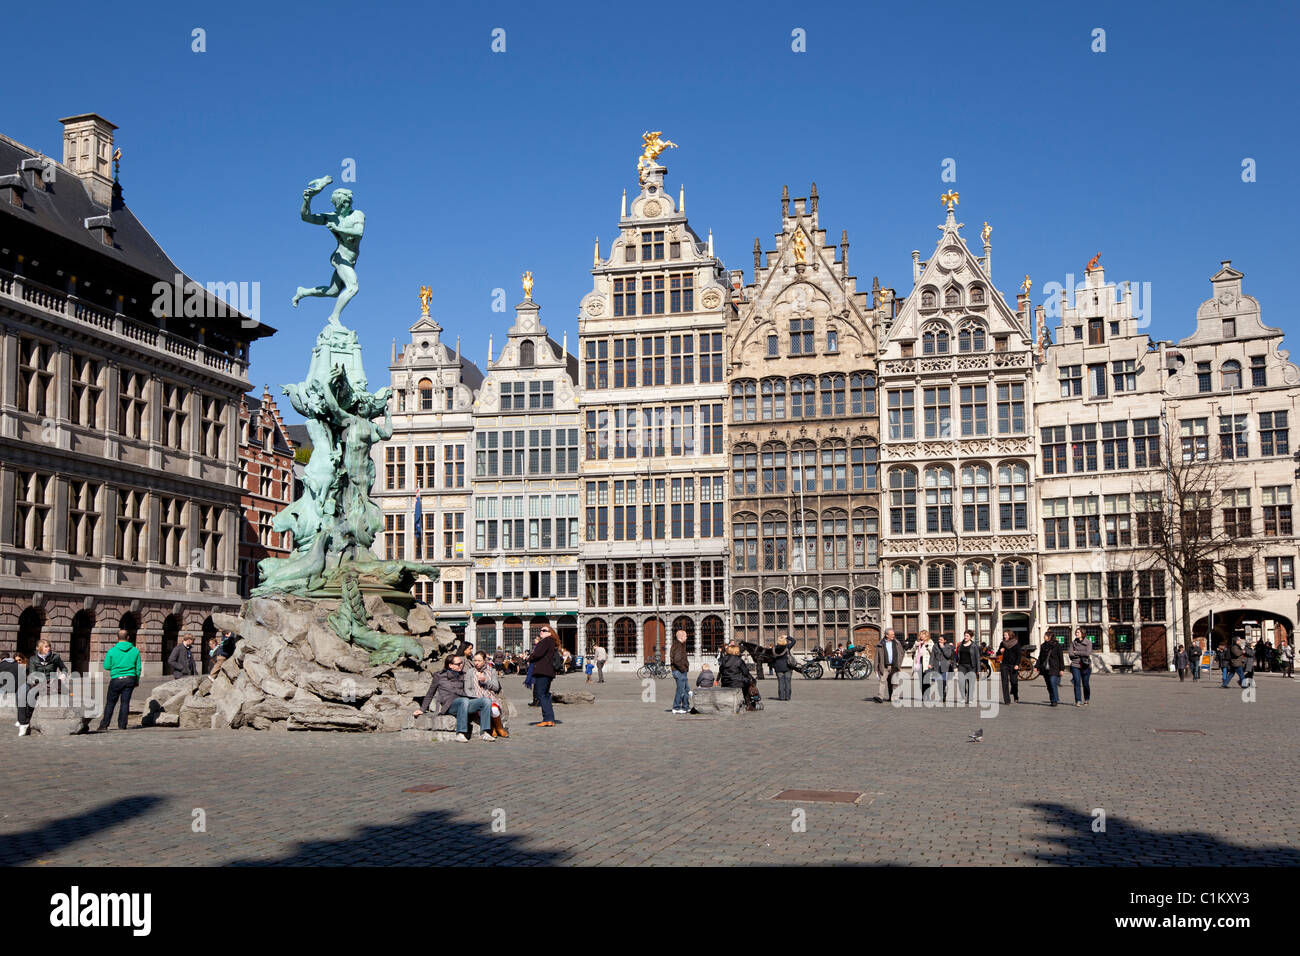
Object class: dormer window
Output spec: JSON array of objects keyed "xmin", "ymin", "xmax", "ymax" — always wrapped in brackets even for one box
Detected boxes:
[
  {"xmin": 418, "ymin": 377, "xmax": 434, "ymax": 411},
  {"xmin": 969, "ymin": 286, "xmax": 985, "ymax": 305},
  {"xmin": 943, "ymin": 288, "xmax": 960, "ymax": 308},
  {"xmin": 1087, "ymin": 318, "xmax": 1104, "ymax": 345},
  {"xmin": 1222, "ymin": 360, "xmax": 1242, "ymax": 390},
  {"xmin": 921, "ymin": 290, "xmax": 937, "ymax": 309},
  {"xmin": 1223, "ymin": 318, "xmax": 1236, "ymax": 338},
  {"xmin": 640, "ymin": 230, "xmax": 665, "ymax": 261},
  {"xmin": 520, "ymin": 340, "xmax": 535, "ymax": 367}
]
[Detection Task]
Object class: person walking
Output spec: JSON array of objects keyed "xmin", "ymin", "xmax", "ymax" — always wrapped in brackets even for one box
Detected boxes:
[
  {"xmin": 1069, "ymin": 628, "xmax": 1093, "ymax": 706},
  {"xmin": 1, "ymin": 651, "xmax": 32, "ymax": 736},
  {"xmin": 1223, "ymin": 638, "xmax": 1246, "ymax": 688},
  {"xmin": 1214, "ymin": 642, "xmax": 1229, "ymax": 685},
  {"xmin": 933, "ymin": 635, "xmax": 954, "ymax": 702},
  {"xmin": 772, "ymin": 635, "xmax": 794, "ymax": 702},
  {"xmin": 1253, "ymin": 638, "xmax": 1268, "ymax": 674},
  {"xmin": 912, "ymin": 630, "xmax": 933, "ymax": 701},
  {"xmin": 1188, "ymin": 638, "xmax": 1202, "ymax": 682},
  {"xmin": 1279, "ymin": 625, "xmax": 1294, "ymax": 678},
  {"xmin": 168, "ymin": 635, "xmax": 197, "ymax": 680},
  {"xmin": 594, "ymin": 642, "xmax": 607, "ymax": 683},
  {"xmin": 997, "ymin": 630, "xmax": 1021, "ymax": 705},
  {"xmin": 874, "ymin": 629, "xmax": 904, "ymax": 703},
  {"xmin": 1038, "ymin": 632, "xmax": 1064, "ymax": 707},
  {"xmin": 669, "ymin": 628, "xmax": 691, "ymax": 714},
  {"xmin": 1243, "ymin": 638, "xmax": 1256, "ymax": 682},
  {"xmin": 526, "ymin": 624, "xmax": 559, "ymax": 727},
  {"xmin": 98, "ymin": 629, "xmax": 142, "ymax": 731},
  {"xmin": 955, "ymin": 630, "xmax": 979, "ymax": 704},
  {"xmin": 1175, "ymin": 644, "xmax": 1189, "ymax": 682}
]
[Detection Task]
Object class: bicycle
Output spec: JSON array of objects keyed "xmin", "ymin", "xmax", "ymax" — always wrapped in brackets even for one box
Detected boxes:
[{"xmin": 636, "ymin": 656, "xmax": 672, "ymax": 679}]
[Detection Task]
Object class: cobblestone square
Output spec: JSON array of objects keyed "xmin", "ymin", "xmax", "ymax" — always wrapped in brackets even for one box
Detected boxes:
[{"xmin": 2, "ymin": 671, "xmax": 1296, "ymax": 867}]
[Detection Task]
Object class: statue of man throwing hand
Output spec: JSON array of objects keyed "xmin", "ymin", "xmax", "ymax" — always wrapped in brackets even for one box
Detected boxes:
[{"xmin": 292, "ymin": 176, "xmax": 365, "ymax": 328}]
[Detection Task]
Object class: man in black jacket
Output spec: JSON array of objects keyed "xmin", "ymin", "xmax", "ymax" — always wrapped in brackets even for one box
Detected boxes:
[
  {"xmin": 772, "ymin": 635, "xmax": 794, "ymax": 701},
  {"xmin": 997, "ymin": 631, "xmax": 1020, "ymax": 705},
  {"xmin": 1223, "ymin": 638, "xmax": 1247, "ymax": 687},
  {"xmin": 526, "ymin": 625, "xmax": 559, "ymax": 727},
  {"xmin": 874, "ymin": 629, "xmax": 905, "ymax": 703},
  {"xmin": 1038, "ymin": 634, "xmax": 1064, "ymax": 706},
  {"xmin": 718, "ymin": 644, "xmax": 755, "ymax": 705},
  {"xmin": 415, "ymin": 655, "xmax": 493, "ymax": 742},
  {"xmin": 168, "ymin": 635, "xmax": 197, "ymax": 679}
]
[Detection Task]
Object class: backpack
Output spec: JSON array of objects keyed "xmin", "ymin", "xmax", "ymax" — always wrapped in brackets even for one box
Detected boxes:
[{"xmin": 551, "ymin": 645, "xmax": 565, "ymax": 672}]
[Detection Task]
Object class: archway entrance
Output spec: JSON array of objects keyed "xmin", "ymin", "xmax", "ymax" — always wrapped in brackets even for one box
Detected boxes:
[
  {"xmin": 71, "ymin": 611, "xmax": 94, "ymax": 673},
  {"xmin": 17, "ymin": 608, "xmax": 44, "ymax": 656},
  {"xmin": 643, "ymin": 617, "xmax": 665, "ymax": 663},
  {"xmin": 1001, "ymin": 613, "xmax": 1031, "ymax": 647}
]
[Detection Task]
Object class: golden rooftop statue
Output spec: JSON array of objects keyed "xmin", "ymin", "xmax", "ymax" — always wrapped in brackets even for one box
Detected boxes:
[
  {"xmin": 981, "ymin": 221, "xmax": 992, "ymax": 245},
  {"xmin": 1021, "ymin": 274, "xmax": 1032, "ymax": 294},
  {"xmin": 522, "ymin": 271, "xmax": 534, "ymax": 300},
  {"xmin": 1086, "ymin": 252, "xmax": 1102, "ymax": 273},
  {"xmin": 940, "ymin": 190, "xmax": 959, "ymax": 211},
  {"xmin": 637, "ymin": 131, "xmax": 677, "ymax": 183},
  {"xmin": 418, "ymin": 285, "xmax": 433, "ymax": 316},
  {"xmin": 791, "ymin": 229, "xmax": 808, "ymax": 264}
]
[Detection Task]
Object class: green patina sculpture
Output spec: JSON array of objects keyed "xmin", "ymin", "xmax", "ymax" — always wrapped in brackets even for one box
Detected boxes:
[
  {"xmin": 291, "ymin": 176, "xmax": 364, "ymax": 328},
  {"xmin": 254, "ymin": 178, "xmax": 435, "ymax": 664}
]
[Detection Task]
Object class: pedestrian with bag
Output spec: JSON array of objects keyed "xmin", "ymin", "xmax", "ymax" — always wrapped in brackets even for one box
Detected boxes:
[
  {"xmin": 997, "ymin": 630, "xmax": 1020, "ymax": 705},
  {"xmin": 1069, "ymin": 628, "xmax": 1093, "ymax": 706},
  {"xmin": 1175, "ymin": 644, "xmax": 1189, "ymax": 682},
  {"xmin": 772, "ymin": 634, "xmax": 794, "ymax": 702},
  {"xmin": 912, "ymin": 630, "xmax": 933, "ymax": 701},
  {"xmin": 1038, "ymin": 632, "xmax": 1064, "ymax": 707},
  {"xmin": 933, "ymin": 635, "xmax": 954, "ymax": 702},
  {"xmin": 955, "ymin": 630, "xmax": 979, "ymax": 704},
  {"xmin": 594, "ymin": 642, "xmax": 607, "ymax": 683},
  {"xmin": 874, "ymin": 629, "xmax": 904, "ymax": 703},
  {"xmin": 98, "ymin": 629, "xmax": 142, "ymax": 731},
  {"xmin": 526, "ymin": 624, "xmax": 560, "ymax": 727}
]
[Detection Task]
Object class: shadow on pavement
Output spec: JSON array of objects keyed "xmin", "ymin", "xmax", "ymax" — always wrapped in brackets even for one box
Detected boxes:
[
  {"xmin": 225, "ymin": 807, "xmax": 569, "ymax": 867},
  {"xmin": 0, "ymin": 795, "xmax": 166, "ymax": 865},
  {"xmin": 1024, "ymin": 801, "xmax": 1300, "ymax": 866}
]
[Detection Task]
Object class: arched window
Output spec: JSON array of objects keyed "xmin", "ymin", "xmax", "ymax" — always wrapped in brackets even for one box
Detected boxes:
[
  {"xmin": 944, "ymin": 286, "xmax": 961, "ymax": 307},
  {"xmin": 821, "ymin": 508, "xmax": 849, "ymax": 570},
  {"xmin": 960, "ymin": 463, "xmax": 991, "ymax": 532},
  {"xmin": 823, "ymin": 588, "xmax": 850, "ymax": 646},
  {"xmin": 820, "ymin": 374, "xmax": 846, "ymax": 416},
  {"xmin": 920, "ymin": 289, "xmax": 937, "ymax": 309},
  {"xmin": 958, "ymin": 320, "xmax": 987, "ymax": 353},
  {"xmin": 792, "ymin": 588, "xmax": 819, "ymax": 648},
  {"xmin": 1222, "ymin": 360, "xmax": 1242, "ymax": 390},
  {"xmin": 762, "ymin": 590, "xmax": 790, "ymax": 641},
  {"xmin": 820, "ymin": 440, "xmax": 847, "ymax": 492},
  {"xmin": 922, "ymin": 323, "xmax": 951, "ymax": 356},
  {"xmin": 790, "ymin": 376, "xmax": 816, "ymax": 418},
  {"xmin": 997, "ymin": 462, "xmax": 1029, "ymax": 531},
  {"xmin": 854, "ymin": 586, "xmax": 882, "ymax": 618},
  {"xmin": 520, "ymin": 340, "xmax": 535, "ymax": 367},
  {"xmin": 731, "ymin": 380, "xmax": 757, "ymax": 422},
  {"xmin": 584, "ymin": 617, "xmax": 606, "ymax": 651},
  {"xmin": 1001, "ymin": 559, "xmax": 1032, "ymax": 609},
  {"xmin": 732, "ymin": 512, "xmax": 758, "ymax": 572},
  {"xmin": 672, "ymin": 616, "xmax": 696, "ymax": 654},
  {"xmin": 852, "ymin": 506, "xmax": 878, "ymax": 568},
  {"xmin": 760, "ymin": 378, "xmax": 786, "ymax": 420},
  {"xmin": 889, "ymin": 564, "xmax": 920, "ymax": 643},
  {"xmin": 762, "ymin": 510, "xmax": 788, "ymax": 571},
  {"xmin": 761, "ymin": 442, "xmax": 787, "ymax": 494},
  {"xmin": 732, "ymin": 443, "xmax": 757, "ymax": 496},
  {"xmin": 733, "ymin": 592, "xmax": 759, "ymax": 643},
  {"xmin": 850, "ymin": 372, "xmax": 876, "ymax": 415},
  {"xmin": 701, "ymin": 615, "xmax": 726, "ymax": 655},
  {"xmin": 418, "ymin": 377, "xmax": 434, "ymax": 411},
  {"xmin": 792, "ymin": 509, "xmax": 817, "ymax": 572},
  {"xmin": 611, "ymin": 617, "xmax": 635, "ymax": 656},
  {"xmin": 969, "ymin": 285, "xmax": 985, "ymax": 305},
  {"xmin": 851, "ymin": 439, "xmax": 878, "ymax": 492},
  {"xmin": 924, "ymin": 466, "xmax": 955, "ymax": 533},
  {"xmin": 791, "ymin": 440, "xmax": 817, "ymax": 493},
  {"xmin": 926, "ymin": 561, "xmax": 957, "ymax": 641},
  {"xmin": 889, "ymin": 468, "xmax": 918, "ymax": 535}
]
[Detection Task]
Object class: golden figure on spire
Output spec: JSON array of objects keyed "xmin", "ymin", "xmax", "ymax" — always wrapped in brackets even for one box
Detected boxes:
[
  {"xmin": 940, "ymin": 190, "xmax": 959, "ymax": 211},
  {"xmin": 522, "ymin": 271, "xmax": 534, "ymax": 300},
  {"xmin": 637, "ymin": 131, "xmax": 678, "ymax": 183},
  {"xmin": 1021, "ymin": 274, "xmax": 1032, "ymax": 294},
  {"xmin": 1086, "ymin": 252, "xmax": 1102, "ymax": 273},
  {"xmin": 981, "ymin": 221, "xmax": 992, "ymax": 245},
  {"xmin": 791, "ymin": 229, "xmax": 808, "ymax": 264},
  {"xmin": 418, "ymin": 285, "xmax": 433, "ymax": 316}
]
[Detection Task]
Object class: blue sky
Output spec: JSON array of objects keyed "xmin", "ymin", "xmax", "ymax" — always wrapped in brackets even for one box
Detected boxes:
[{"xmin": 7, "ymin": 0, "xmax": 1298, "ymax": 421}]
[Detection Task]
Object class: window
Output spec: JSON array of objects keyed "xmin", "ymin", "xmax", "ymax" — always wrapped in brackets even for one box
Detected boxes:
[
  {"xmin": 1103, "ymin": 494, "xmax": 1131, "ymax": 547},
  {"xmin": 959, "ymin": 385, "xmax": 987, "ymax": 436},
  {"xmin": 996, "ymin": 382, "xmax": 1024, "ymax": 434},
  {"xmin": 998, "ymin": 463, "xmax": 1028, "ymax": 531},
  {"xmin": 924, "ymin": 467, "xmax": 954, "ymax": 533},
  {"xmin": 1087, "ymin": 318, "xmax": 1105, "ymax": 345},
  {"xmin": 159, "ymin": 496, "xmax": 186, "ymax": 566},
  {"xmin": 1222, "ymin": 488, "xmax": 1251, "ymax": 538},
  {"xmin": 889, "ymin": 564, "xmax": 920, "ymax": 644},
  {"xmin": 850, "ymin": 372, "xmax": 876, "ymax": 415},
  {"xmin": 65, "ymin": 480, "xmax": 102, "ymax": 556},
  {"xmin": 921, "ymin": 290, "xmax": 936, "ymax": 309},
  {"xmin": 1101, "ymin": 420, "xmax": 1129, "ymax": 470},
  {"xmin": 790, "ymin": 317, "xmax": 814, "ymax": 355},
  {"xmin": 641, "ymin": 335, "xmax": 665, "ymax": 385},
  {"xmin": 820, "ymin": 375, "xmax": 846, "ymax": 417},
  {"xmin": 17, "ymin": 337, "xmax": 57, "ymax": 417},
  {"xmin": 1074, "ymin": 571, "xmax": 1102, "ymax": 624},
  {"xmin": 613, "ymin": 277, "xmax": 636, "ymax": 317},
  {"xmin": 1262, "ymin": 486, "xmax": 1293, "ymax": 536},
  {"xmin": 385, "ymin": 446, "xmax": 406, "ymax": 489},
  {"xmin": 820, "ymin": 441, "xmax": 847, "ymax": 492},
  {"xmin": 585, "ymin": 340, "xmax": 608, "ymax": 389},
  {"xmin": 969, "ymin": 286, "xmax": 985, "ymax": 304},
  {"xmin": 762, "ymin": 590, "xmax": 790, "ymax": 639},
  {"xmin": 790, "ymin": 377, "xmax": 816, "ymax": 419},
  {"xmin": 887, "ymin": 389, "xmax": 915, "ymax": 439},
  {"xmin": 1133, "ymin": 417, "xmax": 1160, "ymax": 468},
  {"xmin": 70, "ymin": 355, "xmax": 103, "ymax": 428},
  {"xmin": 443, "ymin": 444, "xmax": 465, "ymax": 487},
  {"xmin": 669, "ymin": 272, "xmax": 694, "ymax": 313},
  {"xmin": 767, "ymin": 334, "xmax": 778, "ymax": 357},
  {"xmin": 670, "ymin": 334, "xmax": 695, "ymax": 385},
  {"xmin": 850, "ymin": 441, "xmax": 877, "ymax": 492},
  {"xmin": 791, "ymin": 442, "xmax": 816, "ymax": 493},
  {"xmin": 958, "ymin": 322, "xmax": 986, "ymax": 353},
  {"xmin": 1071, "ymin": 423, "xmax": 1098, "ymax": 472},
  {"xmin": 926, "ymin": 562, "xmax": 957, "ymax": 639},
  {"xmin": 733, "ymin": 592, "xmax": 759, "ymax": 644},
  {"xmin": 699, "ymin": 332, "xmax": 723, "ymax": 383},
  {"xmin": 1196, "ymin": 361, "xmax": 1212, "ymax": 393},
  {"xmin": 761, "ymin": 443, "xmax": 787, "ymax": 494},
  {"xmin": 1180, "ymin": 418, "xmax": 1208, "ymax": 462},
  {"xmin": 519, "ymin": 340, "xmax": 535, "ymax": 367},
  {"xmin": 1224, "ymin": 558, "xmax": 1254, "ymax": 591},
  {"xmin": 1181, "ymin": 492, "xmax": 1213, "ymax": 544},
  {"xmin": 1042, "ymin": 426, "xmax": 1067, "ymax": 475},
  {"xmin": 889, "ymin": 469, "xmax": 918, "ymax": 535},
  {"xmin": 640, "ymin": 229, "xmax": 664, "ymax": 261},
  {"xmin": 442, "ymin": 511, "xmax": 463, "ymax": 559},
  {"xmin": 1112, "ymin": 359, "xmax": 1136, "ymax": 392},
  {"xmin": 1059, "ymin": 365, "xmax": 1082, "ymax": 397},
  {"xmin": 922, "ymin": 325, "xmax": 951, "ymax": 355},
  {"xmin": 1220, "ymin": 414, "xmax": 1248, "ymax": 459},
  {"xmin": 160, "ymin": 383, "xmax": 188, "ymax": 450},
  {"xmin": 700, "ymin": 405, "xmax": 723, "ymax": 455},
  {"xmin": 14, "ymin": 470, "xmax": 54, "ymax": 552},
  {"xmin": 1045, "ymin": 574, "xmax": 1071, "ymax": 625},
  {"xmin": 944, "ymin": 287, "xmax": 960, "ymax": 307},
  {"xmin": 118, "ymin": 369, "xmax": 149, "ymax": 440},
  {"xmin": 853, "ymin": 507, "xmax": 878, "ymax": 568},
  {"xmin": 1138, "ymin": 570, "xmax": 1166, "ymax": 621},
  {"xmin": 732, "ymin": 445, "xmax": 757, "ymax": 496},
  {"xmin": 1223, "ymin": 317, "xmax": 1236, "ymax": 338},
  {"xmin": 761, "ymin": 513, "xmax": 787, "ymax": 571},
  {"xmin": 1088, "ymin": 363, "xmax": 1107, "ymax": 398},
  {"xmin": 612, "ymin": 337, "xmax": 637, "ymax": 388},
  {"xmin": 1259, "ymin": 411, "xmax": 1289, "ymax": 456},
  {"xmin": 792, "ymin": 590, "xmax": 818, "ymax": 648},
  {"xmin": 1073, "ymin": 496, "xmax": 1101, "ymax": 549},
  {"xmin": 826, "ymin": 329, "xmax": 838, "ymax": 353},
  {"xmin": 960, "ymin": 464, "xmax": 991, "ymax": 532},
  {"xmin": 500, "ymin": 381, "xmax": 525, "ymax": 410},
  {"xmin": 923, "ymin": 387, "xmax": 951, "ymax": 439},
  {"xmin": 1135, "ymin": 493, "xmax": 1161, "ymax": 546},
  {"xmin": 1043, "ymin": 497, "xmax": 1069, "ymax": 550},
  {"xmin": 1266, "ymin": 557, "xmax": 1295, "ymax": 590},
  {"xmin": 732, "ymin": 380, "xmax": 756, "ymax": 422},
  {"xmin": 1001, "ymin": 560, "xmax": 1031, "ymax": 609},
  {"xmin": 760, "ymin": 379, "xmax": 786, "ymax": 421},
  {"xmin": 1221, "ymin": 360, "xmax": 1242, "ymax": 390},
  {"xmin": 1251, "ymin": 355, "xmax": 1267, "ymax": 387}
]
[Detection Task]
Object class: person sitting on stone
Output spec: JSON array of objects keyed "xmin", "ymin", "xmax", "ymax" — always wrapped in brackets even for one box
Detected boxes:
[
  {"xmin": 696, "ymin": 662, "xmax": 716, "ymax": 688},
  {"xmin": 468, "ymin": 651, "xmax": 508, "ymax": 739},
  {"xmin": 717, "ymin": 644, "xmax": 754, "ymax": 691},
  {"xmin": 414, "ymin": 654, "xmax": 493, "ymax": 743}
]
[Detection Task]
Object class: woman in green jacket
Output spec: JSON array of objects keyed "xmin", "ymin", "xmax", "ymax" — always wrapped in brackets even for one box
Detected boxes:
[{"xmin": 99, "ymin": 632, "xmax": 142, "ymax": 731}]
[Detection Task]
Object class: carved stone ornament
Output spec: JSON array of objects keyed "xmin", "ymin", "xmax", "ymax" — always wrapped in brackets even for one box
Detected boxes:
[{"xmin": 701, "ymin": 289, "xmax": 723, "ymax": 309}]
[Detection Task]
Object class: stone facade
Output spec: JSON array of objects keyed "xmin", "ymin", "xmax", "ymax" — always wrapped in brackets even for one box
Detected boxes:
[
  {"xmin": 576, "ymin": 162, "xmax": 732, "ymax": 669},
  {"xmin": 467, "ymin": 293, "xmax": 580, "ymax": 654},
  {"xmin": 727, "ymin": 185, "xmax": 885, "ymax": 653},
  {"xmin": 370, "ymin": 309, "xmax": 483, "ymax": 639},
  {"xmin": 0, "ymin": 114, "xmax": 270, "ymax": 675},
  {"xmin": 237, "ymin": 388, "xmax": 297, "ymax": 600}
]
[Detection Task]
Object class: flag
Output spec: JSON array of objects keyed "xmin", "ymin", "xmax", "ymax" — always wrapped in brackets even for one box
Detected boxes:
[{"xmin": 413, "ymin": 497, "xmax": 424, "ymax": 558}]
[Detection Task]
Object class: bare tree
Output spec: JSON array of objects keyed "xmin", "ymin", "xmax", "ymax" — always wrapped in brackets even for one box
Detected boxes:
[{"xmin": 1127, "ymin": 420, "xmax": 1265, "ymax": 651}]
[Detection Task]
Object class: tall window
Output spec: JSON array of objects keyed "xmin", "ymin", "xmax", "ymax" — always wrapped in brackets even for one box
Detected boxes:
[
  {"xmin": 760, "ymin": 379, "xmax": 786, "ymax": 421},
  {"xmin": 1221, "ymin": 360, "xmax": 1241, "ymax": 390},
  {"xmin": 1042, "ymin": 426, "xmax": 1067, "ymax": 475},
  {"xmin": 669, "ymin": 273, "xmax": 694, "ymax": 313},
  {"xmin": 641, "ymin": 335, "xmax": 665, "ymax": 385},
  {"xmin": 822, "ymin": 589, "xmax": 850, "ymax": 646},
  {"xmin": 1251, "ymin": 355, "xmax": 1267, "ymax": 387},
  {"xmin": 923, "ymin": 386, "xmax": 951, "ymax": 439},
  {"xmin": 958, "ymin": 321, "xmax": 985, "ymax": 353},
  {"xmin": 1262, "ymin": 486, "xmax": 1293, "ymax": 536},
  {"xmin": 1220, "ymin": 414, "xmax": 1248, "ymax": 459},
  {"xmin": 66, "ymin": 480, "xmax": 102, "ymax": 556},
  {"xmin": 16, "ymin": 337, "xmax": 57, "ymax": 416},
  {"xmin": 821, "ymin": 510, "xmax": 848, "ymax": 570},
  {"xmin": 850, "ymin": 372, "xmax": 876, "ymax": 415},
  {"xmin": 1102, "ymin": 421, "xmax": 1129, "ymax": 470},
  {"xmin": 1071, "ymin": 423, "xmax": 1098, "ymax": 471},
  {"xmin": 853, "ymin": 507, "xmax": 878, "ymax": 568},
  {"xmin": 792, "ymin": 590, "xmax": 818, "ymax": 648},
  {"xmin": 733, "ymin": 593, "xmax": 759, "ymax": 643},
  {"xmin": 890, "ymin": 564, "xmax": 920, "ymax": 643},
  {"xmin": 1059, "ymin": 365, "xmax": 1083, "ymax": 397},
  {"xmin": 732, "ymin": 380, "xmax": 757, "ymax": 422},
  {"xmin": 789, "ymin": 318, "xmax": 814, "ymax": 355},
  {"xmin": 792, "ymin": 511, "xmax": 816, "ymax": 572},
  {"xmin": 791, "ymin": 441, "xmax": 817, "ymax": 493},
  {"xmin": 70, "ymin": 355, "xmax": 103, "ymax": 428},
  {"xmin": 820, "ymin": 441, "xmax": 847, "ymax": 492},
  {"xmin": 699, "ymin": 332, "xmax": 723, "ymax": 382},
  {"xmin": 1259, "ymin": 411, "xmax": 1289, "ymax": 456},
  {"xmin": 200, "ymin": 397, "xmax": 225, "ymax": 458},
  {"xmin": 959, "ymin": 385, "xmax": 988, "ymax": 436},
  {"xmin": 1222, "ymin": 488, "xmax": 1251, "ymax": 538},
  {"xmin": 115, "ymin": 489, "xmax": 147, "ymax": 561},
  {"xmin": 160, "ymin": 383, "xmax": 188, "ymax": 451},
  {"xmin": 887, "ymin": 389, "xmax": 915, "ymax": 440},
  {"xmin": 820, "ymin": 375, "xmax": 846, "ymax": 416},
  {"xmin": 790, "ymin": 377, "xmax": 816, "ymax": 418},
  {"xmin": 1112, "ymin": 359, "xmax": 1137, "ymax": 392},
  {"xmin": 1133, "ymin": 418, "xmax": 1160, "ymax": 467},
  {"xmin": 761, "ymin": 512, "xmax": 787, "ymax": 571},
  {"xmin": 850, "ymin": 440, "xmax": 877, "ymax": 492},
  {"xmin": 922, "ymin": 325, "xmax": 951, "ymax": 356},
  {"xmin": 995, "ymin": 382, "xmax": 1024, "ymax": 434},
  {"xmin": 1179, "ymin": 418, "xmax": 1209, "ymax": 462},
  {"xmin": 1042, "ymin": 497, "xmax": 1069, "ymax": 550},
  {"xmin": 640, "ymin": 230, "xmax": 664, "ymax": 261},
  {"xmin": 924, "ymin": 467, "xmax": 954, "ymax": 533},
  {"xmin": 926, "ymin": 562, "xmax": 957, "ymax": 640},
  {"xmin": 889, "ymin": 468, "xmax": 918, "ymax": 535},
  {"xmin": 997, "ymin": 463, "xmax": 1028, "ymax": 531},
  {"xmin": 14, "ymin": 470, "xmax": 53, "ymax": 552},
  {"xmin": 960, "ymin": 464, "xmax": 991, "ymax": 532},
  {"xmin": 732, "ymin": 513, "xmax": 758, "ymax": 572},
  {"xmin": 670, "ymin": 334, "xmax": 695, "ymax": 385}
]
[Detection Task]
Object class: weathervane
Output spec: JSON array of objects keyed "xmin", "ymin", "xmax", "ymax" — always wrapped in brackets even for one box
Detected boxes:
[{"xmin": 940, "ymin": 190, "xmax": 959, "ymax": 211}]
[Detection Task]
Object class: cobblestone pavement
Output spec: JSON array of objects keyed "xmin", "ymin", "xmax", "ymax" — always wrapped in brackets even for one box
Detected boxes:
[{"xmin": 2, "ymin": 671, "xmax": 1296, "ymax": 866}]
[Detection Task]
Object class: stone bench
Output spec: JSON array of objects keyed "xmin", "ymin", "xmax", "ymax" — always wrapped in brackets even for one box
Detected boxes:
[
  {"xmin": 0, "ymin": 704, "xmax": 90, "ymax": 735},
  {"xmin": 690, "ymin": 687, "xmax": 748, "ymax": 715}
]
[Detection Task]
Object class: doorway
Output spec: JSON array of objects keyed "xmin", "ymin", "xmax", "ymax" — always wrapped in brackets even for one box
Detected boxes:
[{"xmin": 643, "ymin": 617, "xmax": 665, "ymax": 663}]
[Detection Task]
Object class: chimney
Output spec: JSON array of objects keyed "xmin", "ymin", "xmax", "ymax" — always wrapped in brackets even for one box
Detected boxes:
[{"xmin": 59, "ymin": 114, "xmax": 117, "ymax": 207}]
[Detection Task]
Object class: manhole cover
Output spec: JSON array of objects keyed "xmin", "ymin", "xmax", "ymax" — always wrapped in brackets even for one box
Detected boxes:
[
  {"xmin": 770, "ymin": 789, "xmax": 865, "ymax": 804},
  {"xmin": 1153, "ymin": 729, "xmax": 1206, "ymax": 735},
  {"xmin": 402, "ymin": 784, "xmax": 451, "ymax": 793}
]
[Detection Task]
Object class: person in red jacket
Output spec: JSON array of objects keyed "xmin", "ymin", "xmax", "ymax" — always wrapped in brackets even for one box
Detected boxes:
[{"xmin": 527, "ymin": 625, "xmax": 559, "ymax": 727}]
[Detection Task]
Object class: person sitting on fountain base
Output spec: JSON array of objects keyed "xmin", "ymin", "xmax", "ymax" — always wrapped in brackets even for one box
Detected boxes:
[{"xmin": 415, "ymin": 654, "xmax": 493, "ymax": 743}]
